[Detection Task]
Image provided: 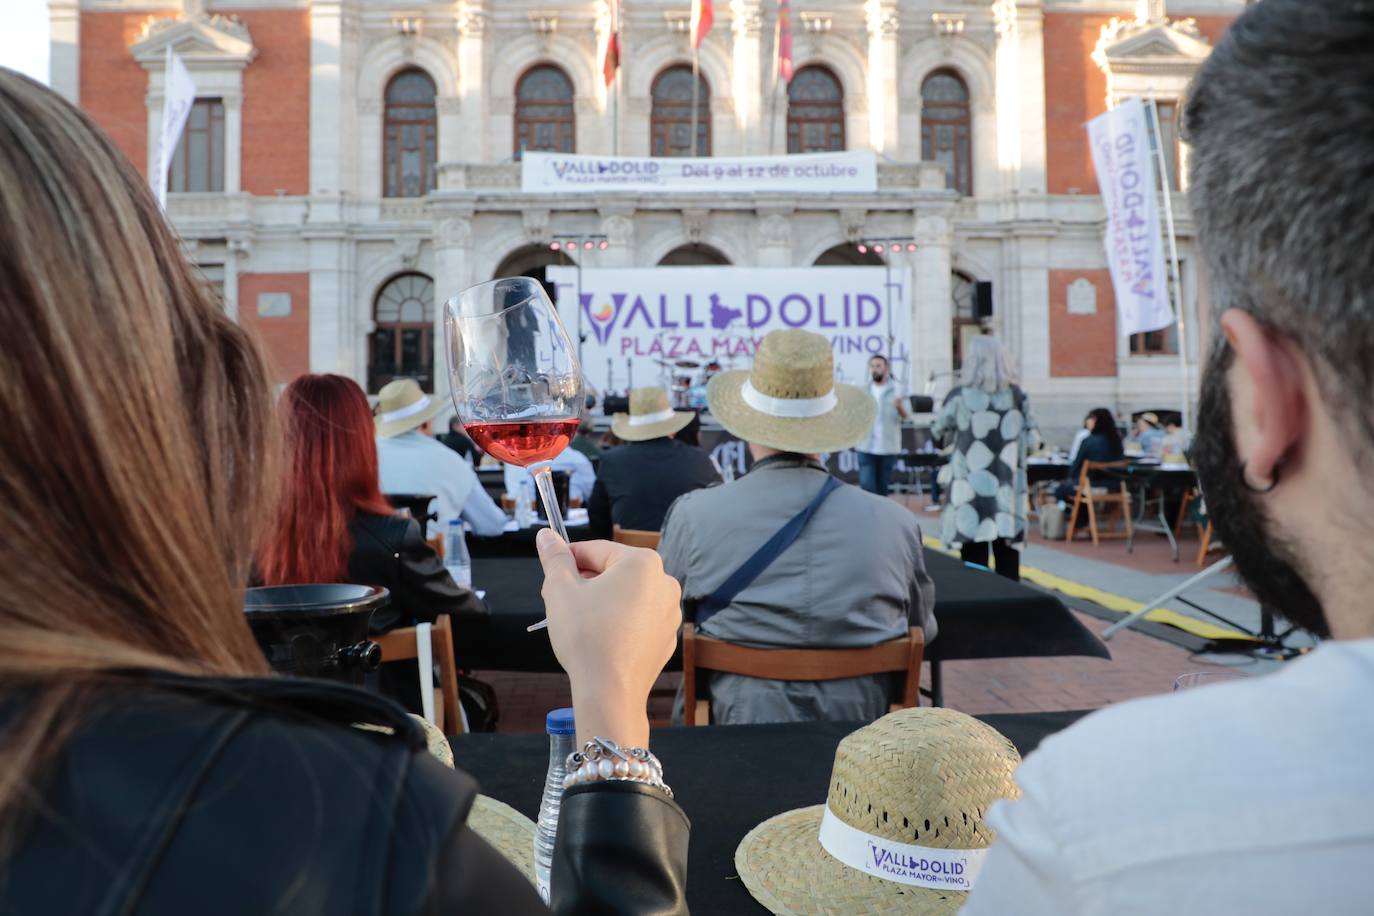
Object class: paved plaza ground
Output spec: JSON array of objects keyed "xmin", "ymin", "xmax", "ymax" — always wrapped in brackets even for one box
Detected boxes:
[{"xmin": 475, "ymin": 494, "xmax": 1304, "ymax": 735}]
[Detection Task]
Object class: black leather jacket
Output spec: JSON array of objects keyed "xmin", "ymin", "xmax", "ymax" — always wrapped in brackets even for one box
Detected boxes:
[
  {"xmin": 348, "ymin": 511, "xmax": 485, "ymax": 633},
  {"xmin": 0, "ymin": 674, "xmax": 690, "ymax": 914}
]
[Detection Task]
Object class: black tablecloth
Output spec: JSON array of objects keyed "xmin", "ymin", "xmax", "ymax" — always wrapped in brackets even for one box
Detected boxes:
[
  {"xmin": 468, "ymin": 522, "xmax": 596, "ymax": 559},
  {"xmin": 458, "ymin": 550, "xmax": 1108, "ymax": 672},
  {"xmin": 450, "ymin": 711, "xmax": 1089, "ymax": 915}
]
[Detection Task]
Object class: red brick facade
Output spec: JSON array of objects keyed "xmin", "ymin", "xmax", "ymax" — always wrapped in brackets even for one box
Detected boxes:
[
  {"xmin": 79, "ymin": 10, "xmax": 176, "ymax": 177},
  {"xmin": 1049, "ymin": 269, "xmax": 1117, "ymax": 378},
  {"xmin": 237, "ymin": 272, "xmax": 310, "ymax": 383},
  {"xmin": 234, "ymin": 9, "xmax": 310, "ymax": 196},
  {"xmin": 1043, "ymin": 12, "xmax": 1234, "ymax": 196}
]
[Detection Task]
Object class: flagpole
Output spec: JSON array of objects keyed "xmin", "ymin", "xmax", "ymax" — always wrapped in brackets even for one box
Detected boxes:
[
  {"xmin": 690, "ymin": 46, "xmax": 700, "ymax": 157},
  {"xmin": 1148, "ymin": 97, "xmax": 1191, "ymax": 432},
  {"xmin": 768, "ymin": 12, "xmax": 781, "ymax": 155},
  {"xmin": 611, "ymin": 0, "xmax": 620, "ymax": 156}
]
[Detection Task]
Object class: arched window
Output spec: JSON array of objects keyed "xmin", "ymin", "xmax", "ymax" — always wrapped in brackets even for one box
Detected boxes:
[
  {"xmin": 787, "ymin": 66, "xmax": 845, "ymax": 153},
  {"xmin": 813, "ymin": 243, "xmax": 885, "ymax": 267},
  {"xmin": 650, "ymin": 65, "xmax": 710, "ymax": 157},
  {"xmin": 369, "ymin": 273, "xmax": 435, "ymax": 393},
  {"xmin": 515, "ymin": 65, "xmax": 575, "ymax": 159},
  {"xmin": 383, "ymin": 69, "xmax": 438, "ymax": 198},
  {"xmin": 657, "ymin": 244, "xmax": 731, "ymax": 266},
  {"xmin": 493, "ymin": 244, "xmax": 576, "ymax": 304},
  {"xmin": 921, "ymin": 70, "xmax": 972, "ymax": 196}
]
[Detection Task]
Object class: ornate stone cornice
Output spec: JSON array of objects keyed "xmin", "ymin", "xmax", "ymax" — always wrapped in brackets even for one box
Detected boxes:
[{"xmin": 130, "ymin": 12, "xmax": 256, "ymax": 69}]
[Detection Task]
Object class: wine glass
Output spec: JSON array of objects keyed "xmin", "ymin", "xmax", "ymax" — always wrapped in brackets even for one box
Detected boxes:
[
  {"xmin": 446, "ymin": 277, "xmax": 583, "ymax": 631},
  {"xmin": 1173, "ymin": 671, "xmax": 1245, "ymax": 691}
]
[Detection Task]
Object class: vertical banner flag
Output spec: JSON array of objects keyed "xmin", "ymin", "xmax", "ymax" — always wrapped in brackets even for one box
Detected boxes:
[
  {"xmin": 1087, "ymin": 97, "xmax": 1174, "ymax": 336},
  {"xmin": 602, "ymin": 0, "xmax": 620, "ymax": 87},
  {"xmin": 156, "ymin": 47, "xmax": 197, "ymax": 209},
  {"xmin": 777, "ymin": 0, "xmax": 794, "ymax": 82},
  {"xmin": 691, "ymin": 0, "xmax": 714, "ymax": 48},
  {"xmin": 546, "ymin": 266, "xmax": 911, "ymax": 395}
]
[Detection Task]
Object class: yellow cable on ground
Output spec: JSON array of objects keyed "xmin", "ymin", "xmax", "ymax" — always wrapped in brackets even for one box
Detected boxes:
[{"xmin": 920, "ymin": 536, "xmax": 1256, "ymax": 643}]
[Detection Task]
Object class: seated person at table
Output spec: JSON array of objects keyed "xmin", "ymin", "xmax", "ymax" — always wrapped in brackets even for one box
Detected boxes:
[
  {"xmin": 437, "ymin": 414, "xmax": 481, "ymax": 464},
  {"xmin": 504, "ymin": 443, "xmax": 596, "ymax": 508},
  {"xmin": 966, "ymin": 4, "xmax": 1374, "ymax": 909},
  {"xmin": 1127, "ymin": 411, "xmax": 1165, "ymax": 457},
  {"xmin": 375, "ymin": 377, "xmax": 506, "ymax": 536},
  {"xmin": 0, "ymin": 68, "xmax": 688, "ymax": 914},
  {"xmin": 1066, "ymin": 410, "xmax": 1094, "ymax": 463},
  {"xmin": 257, "ymin": 374, "xmax": 484, "ymax": 711},
  {"xmin": 1161, "ymin": 416, "xmax": 1191, "ymax": 461},
  {"xmin": 1053, "ymin": 406, "xmax": 1124, "ymax": 503},
  {"xmin": 588, "ymin": 387, "xmax": 720, "ymax": 539},
  {"xmin": 569, "ymin": 402, "xmax": 604, "ymax": 461},
  {"xmin": 660, "ymin": 330, "xmax": 935, "ymax": 725}
]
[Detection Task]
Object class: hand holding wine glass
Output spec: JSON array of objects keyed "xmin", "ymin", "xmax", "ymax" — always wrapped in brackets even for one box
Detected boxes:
[{"xmin": 446, "ymin": 276, "xmax": 583, "ymax": 631}]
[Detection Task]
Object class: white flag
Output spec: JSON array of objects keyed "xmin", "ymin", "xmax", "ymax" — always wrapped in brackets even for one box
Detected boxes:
[
  {"xmin": 155, "ymin": 47, "xmax": 197, "ymax": 209},
  {"xmin": 1087, "ymin": 97, "xmax": 1174, "ymax": 336}
]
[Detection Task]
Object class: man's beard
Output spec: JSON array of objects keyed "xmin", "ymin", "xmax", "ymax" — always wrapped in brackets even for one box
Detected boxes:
[
  {"xmin": 1190, "ymin": 343, "xmax": 1330, "ymax": 637},
  {"xmin": 871, "ymin": 372, "xmax": 886, "ymax": 383}
]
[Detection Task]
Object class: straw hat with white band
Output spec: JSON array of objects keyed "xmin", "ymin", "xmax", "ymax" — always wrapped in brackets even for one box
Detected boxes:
[
  {"xmin": 610, "ymin": 387, "xmax": 696, "ymax": 442},
  {"xmin": 375, "ymin": 378, "xmax": 448, "ymax": 438},
  {"xmin": 707, "ymin": 329, "xmax": 874, "ymax": 454},
  {"xmin": 735, "ymin": 707, "xmax": 1021, "ymax": 915}
]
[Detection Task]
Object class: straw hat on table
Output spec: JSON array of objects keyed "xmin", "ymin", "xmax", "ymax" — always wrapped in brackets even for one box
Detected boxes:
[
  {"xmin": 735, "ymin": 707, "xmax": 1022, "ymax": 915},
  {"xmin": 412, "ymin": 715, "xmax": 538, "ymax": 888},
  {"xmin": 610, "ymin": 387, "xmax": 696, "ymax": 442},
  {"xmin": 707, "ymin": 329, "xmax": 874, "ymax": 454},
  {"xmin": 375, "ymin": 378, "xmax": 448, "ymax": 438}
]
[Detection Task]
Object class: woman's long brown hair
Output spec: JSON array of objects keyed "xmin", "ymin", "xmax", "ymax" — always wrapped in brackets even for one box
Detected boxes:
[{"xmin": 0, "ymin": 70, "xmax": 275, "ymax": 831}]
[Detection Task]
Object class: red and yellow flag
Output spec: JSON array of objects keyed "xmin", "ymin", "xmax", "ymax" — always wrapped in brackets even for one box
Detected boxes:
[
  {"xmin": 690, "ymin": 0, "xmax": 714, "ymax": 49},
  {"xmin": 602, "ymin": 0, "xmax": 620, "ymax": 86}
]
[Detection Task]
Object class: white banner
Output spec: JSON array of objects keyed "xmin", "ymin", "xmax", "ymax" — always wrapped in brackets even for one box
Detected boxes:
[
  {"xmin": 1087, "ymin": 97, "xmax": 1174, "ymax": 336},
  {"xmin": 547, "ymin": 266, "xmax": 910, "ymax": 395},
  {"xmin": 817, "ymin": 807, "xmax": 987, "ymax": 890},
  {"xmin": 522, "ymin": 151, "xmax": 877, "ymax": 195},
  {"xmin": 155, "ymin": 47, "xmax": 197, "ymax": 209}
]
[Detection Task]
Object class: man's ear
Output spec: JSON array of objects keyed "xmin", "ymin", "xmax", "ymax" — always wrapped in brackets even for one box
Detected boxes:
[{"xmin": 1219, "ymin": 309, "xmax": 1308, "ymax": 486}]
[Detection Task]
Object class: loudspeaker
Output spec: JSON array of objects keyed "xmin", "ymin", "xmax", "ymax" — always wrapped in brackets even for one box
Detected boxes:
[{"xmin": 974, "ymin": 281, "xmax": 994, "ymax": 319}]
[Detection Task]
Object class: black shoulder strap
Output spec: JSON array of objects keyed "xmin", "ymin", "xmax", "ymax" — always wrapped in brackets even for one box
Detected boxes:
[{"xmin": 692, "ymin": 475, "xmax": 841, "ymax": 626}]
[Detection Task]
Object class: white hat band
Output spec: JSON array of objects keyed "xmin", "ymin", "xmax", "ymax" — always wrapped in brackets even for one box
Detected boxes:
[
  {"xmin": 628, "ymin": 407, "xmax": 680, "ymax": 427},
  {"xmin": 817, "ymin": 806, "xmax": 987, "ymax": 891},
  {"xmin": 380, "ymin": 394, "xmax": 433, "ymax": 424},
  {"xmin": 741, "ymin": 378, "xmax": 838, "ymax": 419}
]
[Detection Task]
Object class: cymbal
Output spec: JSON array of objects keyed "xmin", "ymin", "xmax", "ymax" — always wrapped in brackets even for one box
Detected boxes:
[{"xmin": 674, "ymin": 360, "xmax": 701, "ymax": 369}]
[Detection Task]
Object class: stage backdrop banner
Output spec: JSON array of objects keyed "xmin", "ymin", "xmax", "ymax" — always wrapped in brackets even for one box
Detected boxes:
[
  {"xmin": 546, "ymin": 266, "xmax": 911, "ymax": 395},
  {"xmin": 1087, "ymin": 98, "xmax": 1174, "ymax": 336},
  {"xmin": 521, "ymin": 151, "xmax": 877, "ymax": 195}
]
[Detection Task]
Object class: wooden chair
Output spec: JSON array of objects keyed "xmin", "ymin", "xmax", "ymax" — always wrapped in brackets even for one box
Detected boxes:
[
  {"xmin": 613, "ymin": 525, "xmax": 661, "ymax": 550},
  {"xmin": 679, "ymin": 623, "xmax": 925, "ymax": 726},
  {"xmin": 1197, "ymin": 520, "xmax": 1215, "ymax": 567},
  {"xmin": 1065, "ymin": 460, "xmax": 1134, "ymax": 546},
  {"xmin": 370, "ymin": 616, "xmax": 465, "ymax": 736},
  {"xmin": 427, "ymin": 532, "xmax": 445, "ymax": 560}
]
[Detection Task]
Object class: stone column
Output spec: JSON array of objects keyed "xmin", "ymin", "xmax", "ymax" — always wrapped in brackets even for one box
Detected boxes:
[
  {"xmin": 993, "ymin": 0, "xmax": 1047, "ymax": 194},
  {"xmin": 911, "ymin": 206, "xmax": 955, "ymax": 388},
  {"xmin": 456, "ymin": 6, "xmax": 488, "ymax": 162},
  {"xmin": 431, "ymin": 209, "xmax": 475, "ymax": 385},
  {"xmin": 865, "ymin": 1, "xmax": 901, "ymax": 157},
  {"xmin": 49, "ymin": 0, "xmax": 80, "ymax": 103},
  {"xmin": 753, "ymin": 206, "xmax": 794, "ymax": 267},
  {"xmin": 598, "ymin": 205, "xmax": 638, "ymax": 268},
  {"xmin": 309, "ymin": 0, "xmax": 344, "ymax": 195},
  {"xmin": 1001, "ymin": 232, "xmax": 1051, "ymax": 386},
  {"xmin": 731, "ymin": 0, "xmax": 765, "ymax": 154}
]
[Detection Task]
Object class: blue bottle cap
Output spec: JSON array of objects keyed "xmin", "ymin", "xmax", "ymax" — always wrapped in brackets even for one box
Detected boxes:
[{"xmin": 546, "ymin": 707, "xmax": 576, "ymax": 735}]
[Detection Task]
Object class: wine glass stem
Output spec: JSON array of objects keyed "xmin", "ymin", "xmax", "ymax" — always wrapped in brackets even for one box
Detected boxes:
[{"xmin": 531, "ymin": 465, "xmax": 569, "ymax": 542}]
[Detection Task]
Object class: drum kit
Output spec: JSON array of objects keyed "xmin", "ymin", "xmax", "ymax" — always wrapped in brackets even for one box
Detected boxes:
[{"xmin": 655, "ymin": 357, "xmax": 723, "ymax": 411}]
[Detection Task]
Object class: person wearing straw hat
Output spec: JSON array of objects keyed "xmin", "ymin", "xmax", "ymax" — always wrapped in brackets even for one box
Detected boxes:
[
  {"xmin": 374, "ymin": 378, "xmax": 507, "ymax": 537},
  {"xmin": 587, "ymin": 387, "xmax": 720, "ymax": 539},
  {"xmin": 736, "ymin": 707, "xmax": 1022, "ymax": 914},
  {"xmin": 660, "ymin": 329, "xmax": 935, "ymax": 725}
]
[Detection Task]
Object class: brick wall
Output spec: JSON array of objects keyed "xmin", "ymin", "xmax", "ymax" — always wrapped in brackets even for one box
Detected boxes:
[
  {"xmin": 1049, "ymin": 269, "xmax": 1116, "ymax": 377},
  {"xmin": 78, "ymin": 10, "xmax": 176, "ymax": 176},
  {"xmin": 238, "ymin": 272, "xmax": 310, "ymax": 383},
  {"xmin": 1043, "ymin": 13, "xmax": 1235, "ymax": 195},
  {"xmin": 231, "ymin": 9, "xmax": 310, "ymax": 195}
]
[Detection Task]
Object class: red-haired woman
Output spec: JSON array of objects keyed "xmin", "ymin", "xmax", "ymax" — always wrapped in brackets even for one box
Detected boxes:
[{"xmin": 257, "ymin": 373, "xmax": 480, "ymax": 641}]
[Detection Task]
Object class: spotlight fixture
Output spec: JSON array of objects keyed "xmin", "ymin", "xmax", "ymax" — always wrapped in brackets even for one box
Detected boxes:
[
  {"xmin": 873, "ymin": 243, "xmax": 885, "ymax": 254},
  {"xmin": 906, "ymin": 242, "xmax": 918, "ymax": 253},
  {"xmin": 598, "ymin": 239, "xmax": 609, "ymax": 250},
  {"xmin": 549, "ymin": 241, "xmax": 561, "ymax": 251},
  {"xmin": 856, "ymin": 243, "xmax": 868, "ymax": 254}
]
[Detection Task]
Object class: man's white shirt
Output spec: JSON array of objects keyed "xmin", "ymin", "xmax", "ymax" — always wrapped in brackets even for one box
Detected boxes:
[
  {"xmin": 376, "ymin": 430, "xmax": 506, "ymax": 536},
  {"xmin": 963, "ymin": 639, "xmax": 1374, "ymax": 915}
]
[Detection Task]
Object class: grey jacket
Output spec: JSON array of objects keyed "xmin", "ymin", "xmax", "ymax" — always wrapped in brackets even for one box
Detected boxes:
[{"xmin": 659, "ymin": 455, "xmax": 936, "ymax": 725}]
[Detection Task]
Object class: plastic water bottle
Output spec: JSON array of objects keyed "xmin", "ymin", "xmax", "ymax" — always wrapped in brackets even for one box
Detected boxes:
[
  {"xmin": 534, "ymin": 707, "xmax": 576, "ymax": 903},
  {"xmin": 444, "ymin": 519, "xmax": 471, "ymax": 589},
  {"xmin": 516, "ymin": 479, "xmax": 534, "ymax": 529}
]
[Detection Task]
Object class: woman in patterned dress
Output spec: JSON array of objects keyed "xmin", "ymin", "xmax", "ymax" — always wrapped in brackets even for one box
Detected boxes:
[{"xmin": 932, "ymin": 336, "xmax": 1039, "ymax": 580}]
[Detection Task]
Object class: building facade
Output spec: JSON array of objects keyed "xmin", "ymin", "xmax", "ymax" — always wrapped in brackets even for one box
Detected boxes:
[{"xmin": 52, "ymin": 0, "xmax": 1243, "ymax": 437}]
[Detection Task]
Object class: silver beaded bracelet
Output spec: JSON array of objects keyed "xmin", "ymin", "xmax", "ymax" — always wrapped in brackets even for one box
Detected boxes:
[{"xmin": 563, "ymin": 736, "xmax": 673, "ymax": 798}]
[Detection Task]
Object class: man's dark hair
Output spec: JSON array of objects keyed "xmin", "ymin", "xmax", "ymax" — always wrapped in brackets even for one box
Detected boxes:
[
  {"xmin": 869, "ymin": 354, "xmax": 889, "ymax": 365},
  {"xmin": 1184, "ymin": 0, "xmax": 1374, "ymax": 440}
]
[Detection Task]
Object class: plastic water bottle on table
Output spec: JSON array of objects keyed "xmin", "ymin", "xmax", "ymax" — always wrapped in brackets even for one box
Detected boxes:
[{"xmin": 534, "ymin": 707, "xmax": 576, "ymax": 903}]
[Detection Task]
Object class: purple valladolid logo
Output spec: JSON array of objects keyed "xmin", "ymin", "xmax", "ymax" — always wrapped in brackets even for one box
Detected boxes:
[
  {"xmin": 709, "ymin": 294, "xmax": 742, "ymax": 330},
  {"xmin": 582, "ymin": 292, "xmax": 624, "ymax": 346}
]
